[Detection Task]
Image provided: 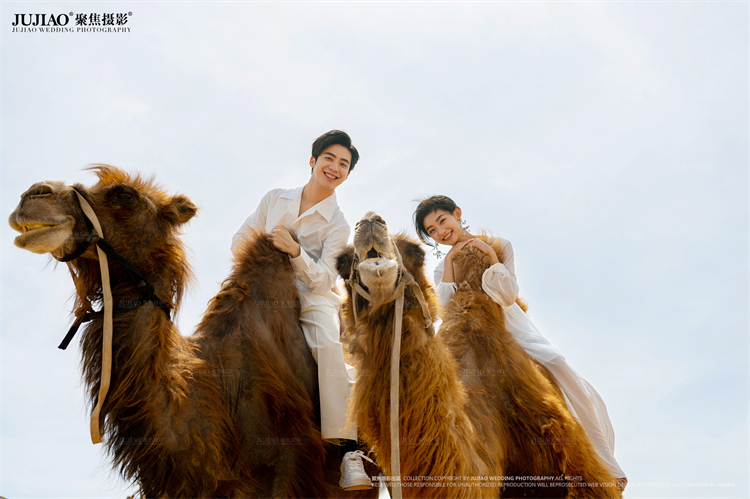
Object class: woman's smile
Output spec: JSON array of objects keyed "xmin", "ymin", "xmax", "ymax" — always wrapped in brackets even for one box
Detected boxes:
[{"xmin": 440, "ymin": 229, "xmax": 454, "ymax": 243}]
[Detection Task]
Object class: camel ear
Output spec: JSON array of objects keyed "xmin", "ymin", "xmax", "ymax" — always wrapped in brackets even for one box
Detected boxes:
[
  {"xmin": 336, "ymin": 246, "xmax": 356, "ymax": 280},
  {"xmin": 407, "ymin": 241, "xmax": 425, "ymax": 267},
  {"xmin": 397, "ymin": 239, "xmax": 425, "ymax": 272},
  {"xmin": 160, "ymin": 195, "xmax": 198, "ymax": 226}
]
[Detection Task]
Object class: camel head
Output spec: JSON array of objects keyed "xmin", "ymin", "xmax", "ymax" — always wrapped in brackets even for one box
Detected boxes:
[
  {"xmin": 9, "ymin": 165, "xmax": 198, "ymax": 307},
  {"xmin": 337, "ymin": 211, "xmax": 437, "ymax": 330},
  {"xmin": 346, "ymin": 211, "xmax": 402, "ymax": 303}
]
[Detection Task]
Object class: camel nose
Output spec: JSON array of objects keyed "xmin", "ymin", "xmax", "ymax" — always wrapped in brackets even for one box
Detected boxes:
[
  {"xmin": 20, "ymin": 182, "xmax": 55, "ymax": 199},
  {"xmin": 357, "ymin": 212, "xmax": 387, "ymax": 229}
]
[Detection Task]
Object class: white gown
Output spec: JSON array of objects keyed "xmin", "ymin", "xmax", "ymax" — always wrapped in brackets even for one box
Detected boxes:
[{"xmin": 434, "ymin": 238, "xmax": 626, "ymax": 478}]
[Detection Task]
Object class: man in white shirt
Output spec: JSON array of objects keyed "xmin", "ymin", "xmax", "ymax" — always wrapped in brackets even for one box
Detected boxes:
[{"xmin": 231, "ymin": 130, "xmax": 371, "ymax": 491}]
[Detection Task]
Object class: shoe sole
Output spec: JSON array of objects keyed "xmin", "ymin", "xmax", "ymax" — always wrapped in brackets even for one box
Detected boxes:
[
  {"xmin": 342, "ymin": 483, "xmax": 374, "ymax": 491},
  {"xmin": 341, "ymin": 478, "xmax": 374, "ymax": 490}
]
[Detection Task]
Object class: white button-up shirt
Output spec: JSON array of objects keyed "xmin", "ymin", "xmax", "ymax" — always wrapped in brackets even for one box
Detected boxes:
[{"xmin": 231, "ymin": 187, "xmax": 350, "ymax": 309}]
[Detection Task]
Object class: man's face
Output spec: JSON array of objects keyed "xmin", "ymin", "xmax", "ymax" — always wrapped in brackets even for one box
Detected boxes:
[{"xmin": 309, "ymin": 144, "xmax": 351, "ymax": 191}]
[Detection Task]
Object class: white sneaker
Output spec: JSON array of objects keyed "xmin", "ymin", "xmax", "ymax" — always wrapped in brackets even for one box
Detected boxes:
[{"xmin": 340, "ymin": 450, "xmax": 374, "ymax": 490}]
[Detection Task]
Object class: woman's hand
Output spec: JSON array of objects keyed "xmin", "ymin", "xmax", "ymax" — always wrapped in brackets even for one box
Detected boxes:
[
  {"xmin": 270, "ymin": 226, "xmax": 301, "ymax": 258},
  {"xmin": 445, "ymin": 238, "xmax": 474, "ymax": 263},
  {"xmin": 464, "ymin": 238, "xmax": 500, "ymax": 264}
]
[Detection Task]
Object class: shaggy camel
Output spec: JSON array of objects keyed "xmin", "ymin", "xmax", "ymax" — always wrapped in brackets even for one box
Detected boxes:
[
  {"xmin": 9, "ymin": 166, "xmax": 377, "ymax": 498},
  {"xmin": 336, "ymin": 212, "xmax": 621, "ymax": 499}
]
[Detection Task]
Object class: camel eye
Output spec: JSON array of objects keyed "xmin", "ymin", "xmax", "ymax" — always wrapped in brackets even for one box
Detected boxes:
[{"xmin": 107, "ymin": 185, "xmax": 139, "ymax": 206}]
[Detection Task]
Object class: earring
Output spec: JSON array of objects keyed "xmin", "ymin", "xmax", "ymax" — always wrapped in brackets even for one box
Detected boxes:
[
  {"xmin": 432, "ymin": 245, "xmax": 444, "ymax": 259},
  {"xmin": 460, "ymin": 219, "xmax": 470, "ymax": 236}
]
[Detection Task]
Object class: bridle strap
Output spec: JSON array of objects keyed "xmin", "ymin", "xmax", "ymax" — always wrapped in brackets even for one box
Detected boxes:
[
  {"xmin": 71, "ymin": 188, "xmax": 112, "ymax": 445},
  {"xmin": 390, "ymin": 291, "xmax": 404, "ymax": 499}
]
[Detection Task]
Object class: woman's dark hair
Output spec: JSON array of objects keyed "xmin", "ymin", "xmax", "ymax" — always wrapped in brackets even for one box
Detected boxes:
[
  {"xmin": 311, "ymin": 130, "xmax": 360, "ymax": 172},
  {"xmin": 413, "ymin": 195, "xmax": 458, "ymax": 247}
]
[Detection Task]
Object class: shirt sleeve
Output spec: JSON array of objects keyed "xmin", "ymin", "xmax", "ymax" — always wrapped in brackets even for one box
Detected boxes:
[
  {"xmin": 231, "ymin": 189, "xmax": 274, "ymax": 258},
  {"xmin": 434, "ymin": 260, "xmax": 457, "ymax": 306},
  {"xmin": 481, "ymin": 238, "xmax": 520, "ymax": 307},
  {"xmin": 289, "ymin": 219, "xmax": 350, "ymax": 294}
]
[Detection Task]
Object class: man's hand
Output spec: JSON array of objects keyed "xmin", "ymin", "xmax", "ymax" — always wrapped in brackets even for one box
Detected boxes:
[{"xmin": 270, "ymin": 226, "xmax": 301, "ymax": 258}]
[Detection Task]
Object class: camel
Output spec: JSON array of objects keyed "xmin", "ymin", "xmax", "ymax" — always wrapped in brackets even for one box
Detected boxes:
[
  {"xmin": 335, "ymin": 212, "xmax": 621, "ymax": 499},
  {"xmin": 9, "ymin": 166, "xmax": 378, "ymax": 498}
]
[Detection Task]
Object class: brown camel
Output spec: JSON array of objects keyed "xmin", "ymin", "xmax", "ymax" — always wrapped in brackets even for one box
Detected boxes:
[
  {"xmin": 9, "ymin": 166, "xmax": 378, "ymax": 498},
  {"xmin": 336, "ymin": 212, "xmax": 621, "ymax": 499}
]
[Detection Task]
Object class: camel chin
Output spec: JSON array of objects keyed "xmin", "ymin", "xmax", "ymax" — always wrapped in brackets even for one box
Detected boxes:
[
  {"xmin": 11, "ymin": 218, "xmax": 76, "ymax": 255},
  {"xmin": 358, "ymin": 256, "xmax": 399, "ymax": 298}
]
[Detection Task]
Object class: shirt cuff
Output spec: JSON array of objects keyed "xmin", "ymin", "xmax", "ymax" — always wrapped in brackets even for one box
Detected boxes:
[
  {"xmin": 289, "ymin": 247, "xmax": 313, "ymax": 276},
  {"xmin": 483, "ymin": 262, "xmax": 510, "ymax": 279}
]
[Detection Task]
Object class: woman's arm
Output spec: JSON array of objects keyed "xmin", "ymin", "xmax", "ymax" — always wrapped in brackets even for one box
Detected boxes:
[
  {"xmin": 481, "ymin": 238, "xmax": 520, "ymax": 307},
  {"xmin": 434, "ymin": 238, "xmax": 477, "ymax": 306},
  {"xmin": 441, "ymin": 238, "xmax": 479, "ymax": 283},
  {"xmin": 434, "ymin": 260, "xmax": 457, "ymax": 306}
]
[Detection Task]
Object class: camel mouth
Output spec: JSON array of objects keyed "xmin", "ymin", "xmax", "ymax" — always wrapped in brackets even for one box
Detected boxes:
[
  {"xmin": 15, "ymin": 222, "xmax": 60, "ymax": 234},
  {"xmin": 359, "ymin": 256, "xmax": 398, "ymax": 277},
  {"xmin": 357, "ymin": 243, "xmax": 398, "ymax": 268},
  {"xmin": 356, "ymin": 249, "xmax": 399, "ymax": 298},
  {"xmin": 11, "ymin": 217, "xmax": 76, "ymax": 254}
]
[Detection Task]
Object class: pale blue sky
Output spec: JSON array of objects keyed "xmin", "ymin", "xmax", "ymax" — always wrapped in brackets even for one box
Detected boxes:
[{"xmin": 2, "ymin": 1, "xmax": 747, "ymax": 497}]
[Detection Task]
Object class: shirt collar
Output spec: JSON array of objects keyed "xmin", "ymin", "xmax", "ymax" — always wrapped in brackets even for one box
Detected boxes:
[{"xmin": 279, "ymin": 186, "xmax": 338, "ymax": 223}]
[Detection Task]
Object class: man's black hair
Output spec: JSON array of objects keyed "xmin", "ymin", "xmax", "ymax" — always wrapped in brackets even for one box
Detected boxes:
[{"xmin": 311, "ymin": 130, "xmax": 360, "ymax": 172}]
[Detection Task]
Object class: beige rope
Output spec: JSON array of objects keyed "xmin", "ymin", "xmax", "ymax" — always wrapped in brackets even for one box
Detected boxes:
[
  {"xmin": 72, "ymin": 189, "xmax": 112, "ymax": 445},
  {"xmin": 390, "ymin": 290, "xmax": 405, "ymax": 499}
]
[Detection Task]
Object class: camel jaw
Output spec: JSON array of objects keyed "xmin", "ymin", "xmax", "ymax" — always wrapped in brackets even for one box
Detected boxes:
[
  {"xmin": 357, "ymin": 256, "xmax": 399, "ymax": 300},
  {"xmin": 10, "ymin": 215, "xmax": 77, "ymax": 255}
]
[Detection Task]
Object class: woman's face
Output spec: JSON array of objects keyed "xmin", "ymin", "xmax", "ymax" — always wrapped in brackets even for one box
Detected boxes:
[{"xmin": 423, "ymin": 208, "xmax": 462, "ymax": 246}]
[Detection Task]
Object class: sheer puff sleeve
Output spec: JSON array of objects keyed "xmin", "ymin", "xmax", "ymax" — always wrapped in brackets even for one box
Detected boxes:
[
  {"xmin": 433, "ymin": 259, "xmax": 457, "ymax": 307},
  {"xmin": 481, "ymin": 238, "xmax": 519, "ymax": 307}
]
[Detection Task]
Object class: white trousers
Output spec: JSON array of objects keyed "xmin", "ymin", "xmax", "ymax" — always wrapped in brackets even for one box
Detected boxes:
[{"xmin": 299, "ymin": 304, "xmax": 357, "ymax": 441}]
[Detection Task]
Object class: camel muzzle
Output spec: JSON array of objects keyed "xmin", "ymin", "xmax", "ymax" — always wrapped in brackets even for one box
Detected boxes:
[{"xmin": 9, "ymin": 182, "xmax": 84, "ymax": 256}]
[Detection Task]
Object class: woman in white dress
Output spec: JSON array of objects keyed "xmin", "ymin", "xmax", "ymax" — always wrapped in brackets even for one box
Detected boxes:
[{"xmin": 413, "ymin": 195, "xmax": 628, "ymax": 492}]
